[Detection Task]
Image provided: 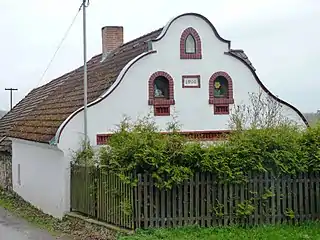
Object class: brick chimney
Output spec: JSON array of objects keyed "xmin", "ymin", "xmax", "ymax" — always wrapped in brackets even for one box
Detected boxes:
[{"xmin": 101, "ymin": 26, "xmax": 123, "ymax": 58}]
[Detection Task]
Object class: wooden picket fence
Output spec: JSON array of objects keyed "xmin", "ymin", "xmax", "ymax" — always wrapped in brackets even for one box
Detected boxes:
[
  {"xmin": 70, "ymin": 165, "xmax": 320, "ymax": 230},
  {"xmin": 70, "ymin": 165, "xmax": 133, "ymax": 229}
]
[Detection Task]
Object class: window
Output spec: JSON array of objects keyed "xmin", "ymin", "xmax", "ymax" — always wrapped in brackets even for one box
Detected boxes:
[
  {"xmin": 148, "ymin": 71, "xmax": 175, "ymax": 116},
  {"xmin": 209, "ymin": 71, "xmax": 234, "ymax": 115},
  {"xmin": 154, "ymin": 76, "xmax": 169, "ymax": 99},
  {"xmin": 185, "ymin": 35, "xmax": 196, "ymax": 53},
  {"xmin": 213, "ymin": 76, "xmax": 228, "ymax": 98},
  {"xmin": 180, "ymin": 27, "xmax": 202, "ymax": 59}
]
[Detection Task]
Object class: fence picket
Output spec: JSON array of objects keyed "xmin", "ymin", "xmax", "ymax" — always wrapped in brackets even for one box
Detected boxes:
[
  {"xmin": 315, "ymin": 172, "xmax": 320, "ymax": 218},
  {"xmin": 161, "ymin": 185, "xmax": 166, "ymax": 227},
  {"xmin": 304, "ymin": 173, "xmax": 310, "ymax": 220},
  {"xmin": 206, "ymin": 173, "xmax": 211, "ymax": 227},
  {"xmin": 298, "ymin": 173, "xmax": 304, "ymax": 222},
  {"xmin": 189, "ymin": 175, "xmax": 194, "ymax": 226},
  {"xmin": 143, "ymin": 174, "xmax": 148, "ymax": 228},
  {"xmin": 201, "ymin": 174, "xmax": 206, "ymax": 226},
  {"xmin": 183, "ymin": 181, "xmax": 188, "ymax": 226},
  {"xmin": 70, "ymin": 166, "xmax": 320, "ymax": 230},
  {"xmin": 292, "ymin": 174, "xmax": 298, "ymax": 224},
  {"xmin": 172, "ymin": 185, "xmax": 177, "ymax": 227}
]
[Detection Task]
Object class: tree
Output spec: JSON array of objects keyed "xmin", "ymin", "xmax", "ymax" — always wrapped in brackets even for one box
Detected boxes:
[{"xmin": 228, "ymin": 91, "xmax": 296, "ymax": 130}]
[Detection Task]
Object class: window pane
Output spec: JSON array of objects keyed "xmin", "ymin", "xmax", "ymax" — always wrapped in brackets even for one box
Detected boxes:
[
  {"xmin": 185, "ymin": 35, "xmax": 196, "ymax": 53},
  {"xmin": 154, "ymin": 76, "xmax": 169, "ymax": 98},
  {"xmin": 214, "ymin": 77, "xmax": 228, "ymax": 98}
]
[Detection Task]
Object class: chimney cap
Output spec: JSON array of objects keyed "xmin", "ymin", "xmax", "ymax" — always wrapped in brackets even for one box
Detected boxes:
[{"xmin": 102, "ymin": 26, "xmax": 123, "ymax": 30}]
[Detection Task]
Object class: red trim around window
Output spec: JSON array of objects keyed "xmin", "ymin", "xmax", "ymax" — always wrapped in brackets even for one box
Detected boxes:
[
  {"xmin": 148, "ymin": 71, "xmax": 175, "ymax": 116},
  {"xmin": 180, "ymin": 27, "xmax": 202, "ymax": 59},
  {"xmin": 96, "ymin": 130, "xmax": 231, "ymax": 145},
  {"xmin": 209, "ymin": 71, "xmax": 234, "ymax": 114}
]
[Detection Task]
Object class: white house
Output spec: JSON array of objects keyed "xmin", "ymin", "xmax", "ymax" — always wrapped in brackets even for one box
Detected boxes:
[{"xmin": 0, "ymin": 13, "xmax": 308, "ymax": 219}]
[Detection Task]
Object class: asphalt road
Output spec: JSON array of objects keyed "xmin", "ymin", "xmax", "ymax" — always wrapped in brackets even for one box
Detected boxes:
[{"xmin": 0, "ymin": 206, "xmax": 69, "ymax": 240}]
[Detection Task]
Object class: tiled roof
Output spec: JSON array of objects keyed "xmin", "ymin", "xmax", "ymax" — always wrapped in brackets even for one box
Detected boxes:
[
  {"xmin": 0, "ymin": 28, "xmax": 163, "ymax": 147},
  {"xmin": 0, "ymin": 24, "xmax": 257, "ymax": 150},
  {"xmin": 229, "ymin": 49, "xmax": 256, "ymax": 71}
]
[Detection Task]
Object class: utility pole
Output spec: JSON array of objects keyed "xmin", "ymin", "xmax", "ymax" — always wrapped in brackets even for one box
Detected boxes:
[
  {"xmin": 5, "ymin": 88, "xmax": 18, "ymax": 110},
  {"xmin": 82, "ymin": 0, "xmax": 88, "ymax": 146}
]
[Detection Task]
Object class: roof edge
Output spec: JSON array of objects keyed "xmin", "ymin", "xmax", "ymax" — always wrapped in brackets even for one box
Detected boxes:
[
  {"xmin": 0, "ymin": 136, "xmax": 6, "ymax": 144},
  {"xmin": 54, "ymin": 50, "xmax": 157, "ymax": 144},
  {"xmin": 153, "ymin": 12, "xmax": 231, "ymax": 49},
  {"xmin": 225, "ymin": 51, "xmax": 309, "ymax": 127}
]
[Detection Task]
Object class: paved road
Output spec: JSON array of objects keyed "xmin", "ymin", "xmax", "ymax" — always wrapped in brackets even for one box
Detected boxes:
[{"xmin": 0, "ymin": 207, "xmax": 69, "ymax": 239}]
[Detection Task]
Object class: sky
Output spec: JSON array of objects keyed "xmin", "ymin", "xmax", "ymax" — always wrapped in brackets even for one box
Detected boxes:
[{"xmin": 0, "ymin": 0, "xmax": 319, "ymax": 112}]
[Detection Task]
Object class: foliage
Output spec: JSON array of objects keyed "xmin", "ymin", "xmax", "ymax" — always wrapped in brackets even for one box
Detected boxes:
[
  {"xmin": 71, "ymin": 93, "xmax": 320, "ymax": 189},
  {"xmin": 72, "ymin": 140, "xmax": 97, "ymax": 165},
  {"xmin": 285, "ymin": 208, "xmax": 295, "ymax": 219},
  {"xmin": 236, "ymin": 200, "xmax": 255, "ymax": 217},
  {"xmin": 118, "ymin": 222, "xmax": 320, "ymax": 240},
  {"xmin": 228, "ymin": 91, "xmax": 294, "ymax": 130},
  {"xmin": 71, "ymin": 116, "xmax": 320, "ymax": 189},
  {"xmin": 99, "ymin": 115, "xmax": 192, "ymax": 189},
  {"xmin": 300, "ymin": 121, "xmax": 320, "ymax": 171}
]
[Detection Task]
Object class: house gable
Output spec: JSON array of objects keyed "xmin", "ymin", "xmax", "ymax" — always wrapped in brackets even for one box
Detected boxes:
[
  {"xmin": 1, "ymin": 13, "xmax": 308, "ymax": 152},
  {"xmin": 57, "ymin": 13, "xmax": 308, "ymax": 151}
]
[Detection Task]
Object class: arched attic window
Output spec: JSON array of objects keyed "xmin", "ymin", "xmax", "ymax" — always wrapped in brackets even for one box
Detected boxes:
[
  {"xmin": 148, "ymin": 71, "xmax": 175, "ymax": 116},
  {"xmin": 180, "ymin": 27, "xmax": 202, "ymax": 59},
  {"xmin": 185, "ymin": 35, "xmax": 196, "ymax": 53},
  {"xmin": 209, "ymin": 71, "xmax": 234, "ymax": 115}
]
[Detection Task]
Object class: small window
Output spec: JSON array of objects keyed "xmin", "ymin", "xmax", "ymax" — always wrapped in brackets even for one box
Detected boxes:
[
  {"xmin": 185, "ymin": 34, "xmax": 196, "ymax": 53},
  {"xmin": 154, "ymin": 76, "xmax": 169, "ymax": 99},
  {"xmin": 214, "ymin": 76, "xmax": 228, "ymax": 98}
]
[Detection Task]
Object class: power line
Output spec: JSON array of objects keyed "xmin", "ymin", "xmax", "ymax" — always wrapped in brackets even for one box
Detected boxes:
[{"xmin": 36, "ymin": 4, "xmax": 83, "ymax": 87}]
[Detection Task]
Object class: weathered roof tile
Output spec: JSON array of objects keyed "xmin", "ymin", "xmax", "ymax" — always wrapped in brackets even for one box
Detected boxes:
[{"xmin": 0, "ymin": 28, "xmax": 163, "ymax": 149}]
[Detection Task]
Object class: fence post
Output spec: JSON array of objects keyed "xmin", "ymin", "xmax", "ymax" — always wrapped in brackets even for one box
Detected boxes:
[{"xmin": 70, "ymin": 162, "xmax": 73, "ymax": 212}]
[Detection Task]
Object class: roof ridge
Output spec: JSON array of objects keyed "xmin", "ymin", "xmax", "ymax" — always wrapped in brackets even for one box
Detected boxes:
[{"xmin": 120, "ymin": 27, "xmax": 163, "ymax": 48}]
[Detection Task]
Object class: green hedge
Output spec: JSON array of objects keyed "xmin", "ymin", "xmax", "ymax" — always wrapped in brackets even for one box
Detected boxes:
[
  {"xmin": 82, "ymin": 116, "xmax": 319, "ymax": 189},
  {"xmin": 74, "ymin": 116, "xmax": 320, "ymax": 189}
]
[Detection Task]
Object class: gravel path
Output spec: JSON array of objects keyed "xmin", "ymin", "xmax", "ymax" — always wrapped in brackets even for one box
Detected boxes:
[{"xmin": 0, "ymin": 207, "xmax": 71, "ymax": 240}]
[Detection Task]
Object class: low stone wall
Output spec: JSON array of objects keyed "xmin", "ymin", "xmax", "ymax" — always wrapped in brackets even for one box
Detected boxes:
[{"xmin": 0, "ymin": 154, "xmax": 12, "ymax": 190}]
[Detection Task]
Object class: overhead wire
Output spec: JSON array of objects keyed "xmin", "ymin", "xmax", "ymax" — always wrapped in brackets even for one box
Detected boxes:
[{"xmin": 36, "ymin": 3, "xmax": 84, "ymax": 87}]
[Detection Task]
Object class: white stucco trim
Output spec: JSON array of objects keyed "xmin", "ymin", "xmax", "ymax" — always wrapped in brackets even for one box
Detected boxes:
[
  {"xmin": 154, "ymin": 12, "xmax": 231, "ymax": 47},
  {"xmin": 54, "ymin": 50, "xmax": 157, "ymax": 144}
]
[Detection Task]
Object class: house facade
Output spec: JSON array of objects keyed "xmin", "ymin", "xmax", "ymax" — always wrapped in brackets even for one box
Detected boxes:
[{"xmin": 0, "ymin": 13, "xmax": 308, "ymax": 219}]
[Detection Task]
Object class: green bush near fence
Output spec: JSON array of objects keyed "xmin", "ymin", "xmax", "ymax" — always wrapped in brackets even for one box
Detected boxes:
[{"xmin": 73, "ymin": 114, "xmax": 320, "ymax": 189}]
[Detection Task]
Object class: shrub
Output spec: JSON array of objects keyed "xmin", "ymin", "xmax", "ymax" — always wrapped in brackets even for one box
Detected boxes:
[
  {"xmin": 99, "ymin": 116, "xmax": 192, "ymax": 189},
  {"xmin": 81, "ymin": 114, "xmax": 319, "ymax": 189},
  {"xmin": 300, "ymin": 122, "xmax": 320, "ymax": 171},
  {"xmin": 72, "ymin": 94, "xmax": 319, "ymax": 189}
]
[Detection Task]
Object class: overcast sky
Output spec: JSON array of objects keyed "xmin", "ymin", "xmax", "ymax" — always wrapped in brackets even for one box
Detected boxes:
[{"xmin": 0, "ymin": 0, "xmax": 319, "ymax": 112}]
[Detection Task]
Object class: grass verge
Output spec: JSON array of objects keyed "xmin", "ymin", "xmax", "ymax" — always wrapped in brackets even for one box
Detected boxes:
[
  {"xmin": 0, "ymin": 188, "xmax": 117, "ymax": 239},
  {"xmin": 118, "ymin": 223, "xmax": 320, "ymax": 240}
]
